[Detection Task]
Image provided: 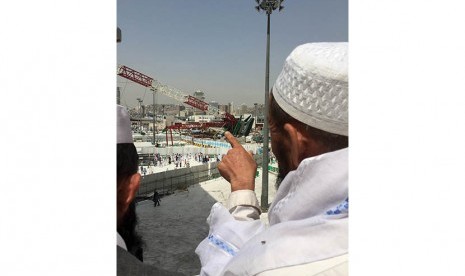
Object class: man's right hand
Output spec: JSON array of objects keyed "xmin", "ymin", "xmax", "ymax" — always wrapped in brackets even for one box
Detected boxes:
[{"xmin": 218, "ymin": 131, "xmax": 257, "ymax": 192}]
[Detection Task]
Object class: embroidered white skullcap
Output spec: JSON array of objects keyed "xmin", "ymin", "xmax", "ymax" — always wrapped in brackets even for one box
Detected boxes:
[
  {"xmin": 272, "ymin": 42, "xmax": 348, "ymax": 136},
  {"xmin": 117, "ymin": 105, "xmax": 133, "ymax": 144}
]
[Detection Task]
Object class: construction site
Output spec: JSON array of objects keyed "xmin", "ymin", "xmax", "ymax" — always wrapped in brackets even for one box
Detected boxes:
[{"xmin": 117, "ymin": 64, "xmax": 263, "ymax": 147}]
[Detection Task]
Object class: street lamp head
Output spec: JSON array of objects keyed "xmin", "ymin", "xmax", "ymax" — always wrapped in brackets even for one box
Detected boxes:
[
  {"xmin": 254, "ymin": 0, "xmax": 284, "ymax": 14},
  {"xmin": 272, "ymin": 1, "xmax": 280, "ymax": 10}
]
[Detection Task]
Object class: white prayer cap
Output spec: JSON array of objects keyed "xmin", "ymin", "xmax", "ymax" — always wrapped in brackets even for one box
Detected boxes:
[
  {"xmin": 272, "ymin": 42, "xmax": 348, "ymax": 136},
  {"xmin": 117, "ymin": 105, "xmax": 133, "ymax": 144}
]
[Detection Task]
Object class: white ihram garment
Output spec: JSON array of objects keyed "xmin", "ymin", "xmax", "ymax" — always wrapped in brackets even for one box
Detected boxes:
[
  {"xmin": 117, "ymin": 232, "xmax": 127, "ymax": 250},
  {"xmin": 195, "ymin": 148, "xmax": 348, "ymax": 276}
]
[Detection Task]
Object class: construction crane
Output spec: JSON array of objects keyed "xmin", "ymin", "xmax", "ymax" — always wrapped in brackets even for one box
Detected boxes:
[{"xmin": 117, "ymin": 65, "xmax": 254, "ymax": 138}]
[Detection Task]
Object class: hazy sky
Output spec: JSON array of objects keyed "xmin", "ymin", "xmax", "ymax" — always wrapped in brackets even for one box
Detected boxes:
[{"xmin": 117, "ymin": 0, "xmax": 347, "ymax": 108}]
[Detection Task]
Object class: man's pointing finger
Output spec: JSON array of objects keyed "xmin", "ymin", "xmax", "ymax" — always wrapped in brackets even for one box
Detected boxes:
[{"xmin": 224, "ymin": 131, "xmax": 241, "ymax": 148}]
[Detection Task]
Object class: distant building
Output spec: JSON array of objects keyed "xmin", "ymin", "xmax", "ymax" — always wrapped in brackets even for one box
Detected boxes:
[
  {"xmin": 219, "ymin": 104, "xmax": 230, "ymax": 114},
  {"xmin": 188, "ymin": 115, "xmax": 216, "ymax": 123},
  {"xmin": 165, "ymin": 115, "xmax": 175, "ymax": 127},
  {"xmin": 240, "ymin": 103, "xmax": 247, "ymax": 116},
  {"xmin": 228, "ymin": 102, "xmax": 234, "ymax": 115},
  {"xmin": 209, "ymin": 101, "xmax": 219, "ymax": 114},
  {"xmin": 184, "ymin": 106, "xmax": 195, "ymax": 117},
  {"xmin": 193, "ymin": 90, "xmax": 206, "ymax": 115},
  {"xmin": 179, "ymin": 110, "xmax": 188, "ymax": 118}
]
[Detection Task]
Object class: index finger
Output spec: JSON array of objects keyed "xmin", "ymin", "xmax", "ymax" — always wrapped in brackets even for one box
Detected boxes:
[{"xmin": 224, "ymin": 131, "xmax": 242, "ymax": 149}]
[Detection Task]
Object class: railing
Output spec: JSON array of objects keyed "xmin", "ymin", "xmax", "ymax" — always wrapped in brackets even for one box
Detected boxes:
[
  {"xmin": 136, "ymin": 161, "xmax": 220, "ymax": 198},
  {"xmin": 137, "ymin": 155, "xmax": 278, "ymax": 198},
  {"xmin": 136, "ymin": 155, "xmax": 267, "ymax": 199}
]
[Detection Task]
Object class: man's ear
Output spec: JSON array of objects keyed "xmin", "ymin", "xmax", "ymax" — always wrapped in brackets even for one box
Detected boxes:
[{"xmin": 283, "ymin": 122, "xmax": 302, "ymax": 169}]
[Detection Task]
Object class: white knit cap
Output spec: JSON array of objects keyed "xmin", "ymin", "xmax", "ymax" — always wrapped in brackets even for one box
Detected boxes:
[
  {"xmin": 117, "ymin": 105, "xmax": 133, "ymax": 144},
  {"xmin": 272, "ymin": 42, "xmax": 348, "ymax": 136}
]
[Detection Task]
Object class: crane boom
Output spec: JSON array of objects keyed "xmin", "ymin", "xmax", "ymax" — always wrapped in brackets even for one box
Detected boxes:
[
  {"xmin": 117, "ymin": 64, "xmax": 255, "ymax": 137},
  {"xmin": 118, "ymin": 65, "xmax": 222, "ymax": 113}
]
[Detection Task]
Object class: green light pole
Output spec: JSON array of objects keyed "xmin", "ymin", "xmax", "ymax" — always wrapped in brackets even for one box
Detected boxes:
[{"xmin": 254, "ymin": 0, "xmax": 284, "ymax": 211}]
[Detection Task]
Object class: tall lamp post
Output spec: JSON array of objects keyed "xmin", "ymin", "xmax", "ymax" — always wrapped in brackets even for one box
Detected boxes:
[
  {"xmin": 151, "ymin": 88, "xmax": 157, "ymax": 145},
  {"xmin": 117, "ymin": 28, "xmax": 121, "ymax": 103},
  {"xmin": 254, "ymin": 103, "xmax": 258, "ymax": 129},
  {"xmin": 137, "ymin": 98, "xmax": 143, "ymax": 132},
  {"xmin": 254, "ymin": 0, "xmax": 284, "ymax": 211}
]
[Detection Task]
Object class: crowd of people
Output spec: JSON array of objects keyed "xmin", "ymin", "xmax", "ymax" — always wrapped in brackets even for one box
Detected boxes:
[
  {"xmin": 138, "ymin": 152, "xmax": 224, "ymax": 176},
  {"xmin": 117, "ymin": 42, "xmax": 348, "ymax": 275}
]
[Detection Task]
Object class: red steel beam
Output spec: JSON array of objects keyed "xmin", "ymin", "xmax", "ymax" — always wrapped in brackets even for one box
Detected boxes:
[
  {"xmin": 118, "ymin": 65, "xmax": 153, "ymax": 87},
  {"xmin": 118, "ymin": 64, "xmax": 239, "ymax": 133},
  {"xmin": 185, "ymin": 95, "xmax": 209, "ymax": 111}
]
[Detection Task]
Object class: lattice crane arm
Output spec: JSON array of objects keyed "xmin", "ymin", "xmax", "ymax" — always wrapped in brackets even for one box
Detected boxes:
[
  {"xmin": 116, "ymin": 64, "xmax": 251, "ymax": 135},
  {"xmin": 118, "ymin": 65, "xmax": 222, "ymax": 114}
]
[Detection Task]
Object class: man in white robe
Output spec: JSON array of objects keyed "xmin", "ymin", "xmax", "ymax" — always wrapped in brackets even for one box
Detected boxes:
[{"xmin": 195, "ymin": 42, "xmax": 349, "ymax": 276}]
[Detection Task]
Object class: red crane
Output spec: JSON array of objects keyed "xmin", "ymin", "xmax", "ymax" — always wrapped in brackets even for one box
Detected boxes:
[{"xmin": 117, "ymin": 65, "xmax": 237, "ymax": 131}]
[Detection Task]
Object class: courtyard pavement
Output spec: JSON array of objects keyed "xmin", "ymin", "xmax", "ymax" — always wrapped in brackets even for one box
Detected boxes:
[{"xmin": 135, "ymin": 168, "xmax": 277, "ymax": 275}]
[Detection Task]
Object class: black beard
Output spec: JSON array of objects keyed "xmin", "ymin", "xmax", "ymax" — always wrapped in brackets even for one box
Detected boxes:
[
  {"xmin": 274, "ymin": 158, "xmax": 290, "ymax": 190},
  {"xmin": 275, "ymin": 170, "xmax": 287, "ymax": 190},
  {"xmin": 117, "ymin": 200, "xmax": 144, "ymax": 261}
]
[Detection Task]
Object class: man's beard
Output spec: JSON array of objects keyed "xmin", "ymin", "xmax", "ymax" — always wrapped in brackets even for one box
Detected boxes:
[
  {"xmin": 117, "ymin": 200, "xmax": 144, "ymax": 261},
  {"xmin": 275, "ymin": 174, "xmax": 284, "ymax": 190},
  {"xmin": 275, "ymin": 165, "xmax": 288, "ymax": 190}
]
